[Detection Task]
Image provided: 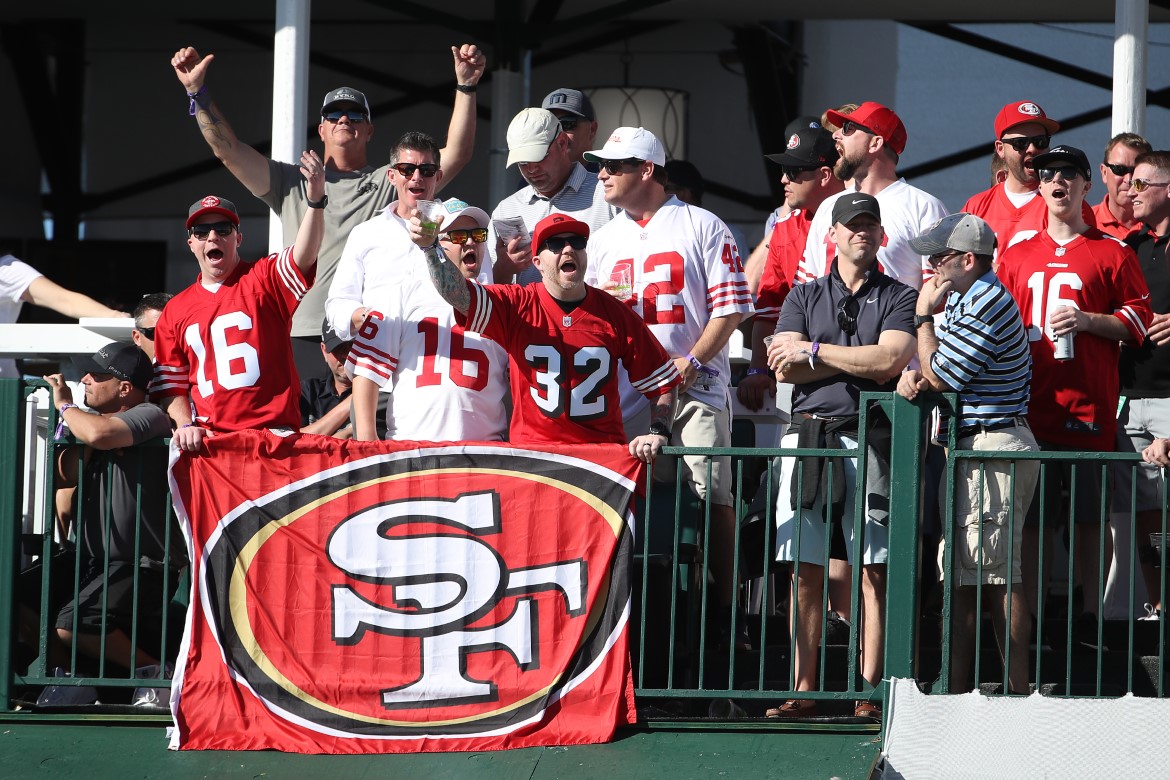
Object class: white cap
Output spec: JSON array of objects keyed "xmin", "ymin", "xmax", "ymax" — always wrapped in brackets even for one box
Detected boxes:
[
  {"xmin": 440, "ymin": 198, "xmax": 490, "ymax": 229},
  {"xmin": 584, "ymin": 127, "xmax": 666, "ymax": 167},
  {"xmin": 506, "ymin": 108, "xmax": 561, "ymax": 167}
]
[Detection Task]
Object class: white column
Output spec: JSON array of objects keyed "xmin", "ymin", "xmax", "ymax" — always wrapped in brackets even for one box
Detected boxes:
[
  {"xmin": 1112, "ymin": 0, "xmax": 1148, "ymax": 136},
  {"xmin": 269, "ymin": 0, "xmax": 311, "ymax": 252},
  {"xmin": 489, "ymin": 68, "xmax": 526, "ymax": 209}
]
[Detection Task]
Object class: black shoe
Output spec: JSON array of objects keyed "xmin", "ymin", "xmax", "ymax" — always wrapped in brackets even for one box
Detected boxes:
[{"xmin": 825, "ymin": 611, "xmax": 851, "ymax": 645}]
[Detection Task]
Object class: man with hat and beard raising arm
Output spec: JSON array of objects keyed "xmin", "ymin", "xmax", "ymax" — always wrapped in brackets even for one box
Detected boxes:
[{"xmin": 152, "ymin": 153, "xmax": 325, "ymax": 451}]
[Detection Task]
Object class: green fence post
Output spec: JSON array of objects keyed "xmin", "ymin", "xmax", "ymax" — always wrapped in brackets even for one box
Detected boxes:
[
  {"xmin": 0, "ymin": 378, "xmax": 23, "ymax": 710},
  {"xmin": 884, "ymin": 392, "xmax": 925, "ymax": 681}
]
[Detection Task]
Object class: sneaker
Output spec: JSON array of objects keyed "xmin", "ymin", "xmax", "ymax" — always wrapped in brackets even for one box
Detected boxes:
[
  {"xmin": 1139, "ymin": 603, "xmax": 1162, "ymax": 622},
  {"xmin": 132, "ymin": 663, "xmax": 174, "ymax": 708},
  {"xmin": 37, "ymin": 667, "xmax": 99, "ymax": 707}
]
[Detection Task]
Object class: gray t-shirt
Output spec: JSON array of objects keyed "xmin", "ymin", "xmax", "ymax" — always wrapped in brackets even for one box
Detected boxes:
[
  {"xmin": 78, "ymin": 402, "xmax": 179, "ymax": 567},
  {"xmin": 261, "ymin": 160, "xmax": 396, "ymax": 339}
]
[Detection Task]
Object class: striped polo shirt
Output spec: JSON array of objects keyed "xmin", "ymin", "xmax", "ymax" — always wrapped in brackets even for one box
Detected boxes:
[{"xmin": 932, "ymin": 269, "xmax": 1031, "ymax": 427}]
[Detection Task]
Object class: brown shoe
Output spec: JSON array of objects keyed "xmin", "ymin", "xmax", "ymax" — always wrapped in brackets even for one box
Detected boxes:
[
  {"xmin": 853, "ymin": 700, "xmax": 881, "ymax": 721},
  {"xmin": 765, "ymin": 699, "xmax": 817, "ymax": 718}
]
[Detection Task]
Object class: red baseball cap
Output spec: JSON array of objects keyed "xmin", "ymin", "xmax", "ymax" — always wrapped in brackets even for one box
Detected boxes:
[
  {"xmin": 825, "ymin": 101, "xmax": 907, "ymax": 155},
  {"xmin": 186, "ymin": 195, "xmax": 240, "ymax": 229},
  {"xmin": 994, "ymin": 100, "xmax": 1060, "ymax": 139},
  {"xmin": 532, "ymin": 213, "xmax": 589, "ymax": 257}
]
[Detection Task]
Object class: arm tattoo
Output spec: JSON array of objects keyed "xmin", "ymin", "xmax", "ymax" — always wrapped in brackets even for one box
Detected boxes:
[
  {"xmin": 650, "ymin": 388, "xmax": 678, "ymax": 428},
  {"xmin": 424, "ymin": 243, "xmax": 471, "ymax": 315}
]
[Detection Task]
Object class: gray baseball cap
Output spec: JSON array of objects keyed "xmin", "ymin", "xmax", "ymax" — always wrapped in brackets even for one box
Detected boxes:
[
  {"xmin": 321, "ymin": 87, "xmax": 370, "ymax": 116},
  {"xmin": 541, "ymin": 88, "xmax": 595, "ymax": 120},
  {"xmin": 909, "ymin": 213, "xmax": 997, "ymax": 257}
]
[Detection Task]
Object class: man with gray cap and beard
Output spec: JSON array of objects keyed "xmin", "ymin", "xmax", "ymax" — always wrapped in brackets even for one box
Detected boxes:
[{"xmin": 898, "ymin": 212, "xmax": 1037, "ymax": 695}]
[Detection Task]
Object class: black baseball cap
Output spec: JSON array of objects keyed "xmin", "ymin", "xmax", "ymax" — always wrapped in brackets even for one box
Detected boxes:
[
  {"xmin": 831, "ymin": 192, "xmax": 882, "ymax": 226},
  {"xmin": 321, "ymin": 318, "xmax": 351, "ymax": 353},
  {"xmin": 1032, "ymin": 144, "xmax": 1092, "ymax": 179},
  {"xmin": 765, "ymin": 126, "xmax": 838, "ymax": 168},
  {"xmin": 73, "ymin": 343, "xmax": 154, "ymax": 393}
]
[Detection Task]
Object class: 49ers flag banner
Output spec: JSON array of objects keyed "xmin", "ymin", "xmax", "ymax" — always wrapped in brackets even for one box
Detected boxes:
[{"xmin": 166, "ymin": 430, "xmax": 641, "ymax": 754}]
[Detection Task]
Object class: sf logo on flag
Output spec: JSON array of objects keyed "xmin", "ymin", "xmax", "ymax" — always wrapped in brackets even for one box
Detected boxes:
[
  {"xmin": 197, "ymin": 447, "xmax": 634, "ymax": 737},
  {"xmin": 328, "ymin": 490, "xmax": 585, "ymax": 707}
]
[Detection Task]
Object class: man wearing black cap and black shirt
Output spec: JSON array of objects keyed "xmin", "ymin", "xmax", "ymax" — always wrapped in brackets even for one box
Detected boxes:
[
  {"xmin": 541, "ymin": 88, "xmax": 599, "ymax": 170},
  {"xmin": 739, "ymin": 123, "xmax": 844, "ymax": 411},
  {"xmin": 763, "ymin": 193, "xmax": 916, "ymax": 720},
  {"xmin": 998, "ymin": 144, "xmax": 1152, "ymax": 640},
  {"xmin": 299, "ymin": 319, "xmax": 354, "ymax": 439},
  {"xmin": 171, "ymin": 43, "xmax": 485, "ymax": 379},
  {"xmin": 33, "ymin": 345, "xmax": 181, "ymax": 672}
]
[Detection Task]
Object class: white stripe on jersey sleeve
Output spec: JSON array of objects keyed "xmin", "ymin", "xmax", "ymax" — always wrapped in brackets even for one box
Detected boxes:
[
  {"xmin": 275, "ymin": 247, "xmax": 308, "ymax": 301},
  {"xmin": 467, "ymin": 282, "xmax": 492, "ymax": 334},
  {"xmin": 1116, "ymin": 306, "xmax": 1149, "ymax": 340},
  {"xmin": 150, "ymin": 364, "xmax": 190, "ymax": 394},
  {"xmin": 630, "ymin": 360, "xmax": 679, "ymax": 394}
]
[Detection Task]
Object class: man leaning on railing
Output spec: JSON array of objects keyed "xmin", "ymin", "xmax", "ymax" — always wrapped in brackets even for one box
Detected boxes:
[
  {"xmin": 19, "ymin": 344, "xmax": 180, "ymax": 674},
  {"xmin": 898, "ymin": 213, "xmax": 1039, "ymax": 695}
]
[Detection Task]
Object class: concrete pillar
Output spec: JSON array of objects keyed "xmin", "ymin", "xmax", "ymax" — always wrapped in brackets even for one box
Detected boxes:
[
  {"xmin": 1112, "ymin": 0, "xmax": 1148, "ymax": 136},
  {"xmin": 269, "ymin": 0, "xmax": 311, "ymax": 252}
]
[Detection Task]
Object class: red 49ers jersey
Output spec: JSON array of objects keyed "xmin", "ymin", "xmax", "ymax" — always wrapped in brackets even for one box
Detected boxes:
[
  {"xmin": 963, "ymin": 183, "xmax": 1099, "ymax": 259},
  {"xmin": 756, "ymin": 208, "xmax": 812, "ymax": 323},
  {"xmin": 585, "ymin": 198, "xmax": 752, "ymax": 415},
  {"xmin": 458, "ymin": 281, "xmax": 680, "ymax": 446},
  {"xmin": 152, "ymin": 248, "xmax": 313, "ymax": 432},
  {"xmin": 997, "ymin": 228, "xmax": 1151, "ymax": 450},
  {"xmin": 346, "ymin": 267, "xmax": 509, "ymax": 442}
]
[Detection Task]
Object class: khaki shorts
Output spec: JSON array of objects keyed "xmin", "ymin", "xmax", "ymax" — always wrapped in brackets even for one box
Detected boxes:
[
  {"xmin": 624, "ymin": 392, "xmax": 733, "ymax": 506},
  {"xmin": 941, "ymin": 424, "xmax": 1040, "ymax": 586}
]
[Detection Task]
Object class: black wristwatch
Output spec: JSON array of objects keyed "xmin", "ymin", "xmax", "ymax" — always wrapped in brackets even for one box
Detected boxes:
[
  {"xmin": 307, "ymin": 194, "xmax": 328, "ymax": 209},
  {"xmin": 914, "ymin": 314, "xmax": 934, "ymax": 329},
  {"xmin": 455, "ymin": 83, "xmax": 478, "ymax": 94},
  {"xmin": 648, "ymin": 421, "xmax": 672, "ymax": 439}
]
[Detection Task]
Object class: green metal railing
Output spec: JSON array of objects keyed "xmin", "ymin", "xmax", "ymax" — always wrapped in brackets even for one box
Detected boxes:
[{"xmin": 1, "ymin": 379, "xmax": 1164, "ymax": 726}]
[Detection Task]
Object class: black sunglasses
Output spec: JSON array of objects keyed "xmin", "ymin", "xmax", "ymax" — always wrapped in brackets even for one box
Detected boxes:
[
  {"xmin": 135, "ymin": 326, "xmax": 156, "ymax": 340},
  {"xmin": 189, "ymin": 222, "xmax": 236, "ymax": 240},
  {"xmin": 558, "ymin": 117, "xmax": 581, "ymax": 131},
  {"xmin": 1001, "ymin": 134, "xmax": 1051, "ymax": 153},
  {"xmin": 390, "ymin": 162, "xmax": 439, "ymax": 178},
  {"xmin": 1038, "ymin": 166, "xmax": 1084, "ymax": 183},
  {"xmin": 441, "ymin": 228, "xmax": 489, "ymax": 245},
  {"xmin": 541, "ymin": 235, "xmax": 588, "ymax": 253},
  {"xmin": 928, "ymin": 250, "xmax": 964, "ymax": 269},
  {"xmin": 841, "ymin": 120, "xmax": 875, "ymax": 137},
  {"xmin": 781, "ymin": 165, "xmax": 819, "ymax": 180},
  {"xmin": 837, "ymin": 296, "xmax": 858, "ymax": 335},
  {"xmin": 323, "ymin": 110, "xmax": 368, "ymax": 124},
  {"xmin": 1103, "ymin": 162, "xmax": 1135, "ymax": 177},
  {"xmin": 599, "ymin": 158, "xmax": 645, "ymax": 176}
]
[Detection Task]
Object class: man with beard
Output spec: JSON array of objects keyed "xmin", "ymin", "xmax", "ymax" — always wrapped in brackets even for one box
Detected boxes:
[
  {"xmin": 739, "ymin": 123, "xmax": 843, "ymax": 411},
  {"xmin": 798, "ymin": 102, "xmax": 947, "ymax": 289},
  {"xmin": 346, "ymin": 198, "xmax": 509, "ymax": 442},
  {"xmin": 1092, "ymin": 133, "xmax": 1152, "ymax": 240}
]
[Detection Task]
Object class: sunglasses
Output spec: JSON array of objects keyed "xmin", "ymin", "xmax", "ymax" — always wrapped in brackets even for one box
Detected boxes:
[
  {"xmin": 441, "ymin": 228, "xmax": 489, "ymax": 245},
  {"xmin": 135, "ymin": 326, "xmax": 156, "ymax": 340},
  {"xmin": 541, "ymin": 235, "xmax": 588, "ymax": 254},
  {"xmin": 323, "ymin": 110, "xmax": 368, "ymax": 124},
  {"xmin": 1103, "ymin": 162, "xmax": 1136, "ymax": 177},
  {"xmin": 599, "ymin": 158, "xmax": 645, "ymax": 176},
  {"xmin": 558, "ymin": 117, "xmax": 581, "ymax": 131},
  {"xmin": 189, "ymin": 221, "xmax": 236, "ymax": 240},
  {"xmin": 390, "ymin": 162, "xmax": 439, "ymax": 178},
  {"xmin": 1132, "ymin": 178, "xmax": 1170, "ymax": 193},
  {"xmin": 1000, "ymin": 134, "xmax": 1051, "ymax": 153},
  {"xmin": 841, "ymin": 120, "xmax": 875, "ymax": 137},
  {"xmin": 781, "ymin": 165, "xmax": 819, "ymax": 180},
  {"xmin": 928, "ymin": 250, "xmax": 964, "ymax": 269},
  {"xmin": 837, "ymin": 296, "xmax": 858, "ymax": 335},
  {"xmin": 1038, "ymin": 166, "xmax": 1084, "ymax": 183}
]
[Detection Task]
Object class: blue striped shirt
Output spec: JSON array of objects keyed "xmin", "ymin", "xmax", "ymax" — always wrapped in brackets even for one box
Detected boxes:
[{"xmin": 932, "ymin": 270, "xmax": 1031, "ymax": 426}]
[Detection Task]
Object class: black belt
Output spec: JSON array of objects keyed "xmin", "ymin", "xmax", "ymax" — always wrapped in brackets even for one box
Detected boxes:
[{"xmin": 957, "ymin": 417, "xmax": 1026, "ymax": 438}]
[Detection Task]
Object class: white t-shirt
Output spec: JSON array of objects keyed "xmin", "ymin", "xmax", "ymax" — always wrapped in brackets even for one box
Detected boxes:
[
  {"xmin": 587, "ymin": 197, "xmax": 754, "ymax": 418},
  {"xmin": 0, "ymin": 255, "xmax": 43, "ymax": 378},
  {"xmin": 798, "ymin": 179, "xmax": 948, "ymax": 289},
  {"xmin": 346, "ymin": 263, "xmax": 509, "ymax": 442}
]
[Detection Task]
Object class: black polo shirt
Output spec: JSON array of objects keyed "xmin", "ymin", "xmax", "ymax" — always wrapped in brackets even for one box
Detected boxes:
[
  {"xmin": 776, "ymin": 259, "xmax": 916, "ymax": 417},
  {"xmin": 1120, "ymin": 226, "xmax": 1170, "ymax": 397},
  {"xmin": 299, "ymin": 376, "xmax": 351, "ymax": 427}
]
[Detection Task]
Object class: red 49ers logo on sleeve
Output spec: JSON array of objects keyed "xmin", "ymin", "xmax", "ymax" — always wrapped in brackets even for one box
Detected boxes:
[{"xmin": 189, "ymin": 439, "xmax": 637, "ymax": 743}]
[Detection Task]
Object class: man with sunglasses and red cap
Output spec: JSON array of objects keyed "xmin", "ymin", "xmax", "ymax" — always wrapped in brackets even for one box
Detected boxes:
[
  {"xmin": 997, "ymin": 144, "xmax": 1152, "ymax": 642},
  {"xmin": 152, "ymin": 153, "xmax": 325, "ymax": 451},
  {"xmin": 421, "ymin": 211, "xmax": 680, "ymax": 456},
  {"xmin": 799, "ymin": 102, "xmax": 947, "ymax": 290},
  {"xmin": 171, "ymin": 44, "xmax": 485, "ymax": 380},
  {"xmin": 346, "ymin": 198, "xmax": 508, "ymax": 442}
]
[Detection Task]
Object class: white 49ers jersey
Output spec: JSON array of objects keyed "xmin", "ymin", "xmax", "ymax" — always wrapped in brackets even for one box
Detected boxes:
[
  {"xmin": 586, "ymin": 197, "xmax": 753, "ymax": 417},
  {"xmin": 346, "ymin": 265, "xmax": 509, "ymax": 442}
]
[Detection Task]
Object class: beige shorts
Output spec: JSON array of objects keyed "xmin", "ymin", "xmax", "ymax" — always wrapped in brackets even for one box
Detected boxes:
[
  {"xmin": 624, "ymin": 392, "xmax": 733, "ymax": 506},
  {"xmin": 940, "ymin": 424, "xmax": 1040, "ymax": 586}
]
